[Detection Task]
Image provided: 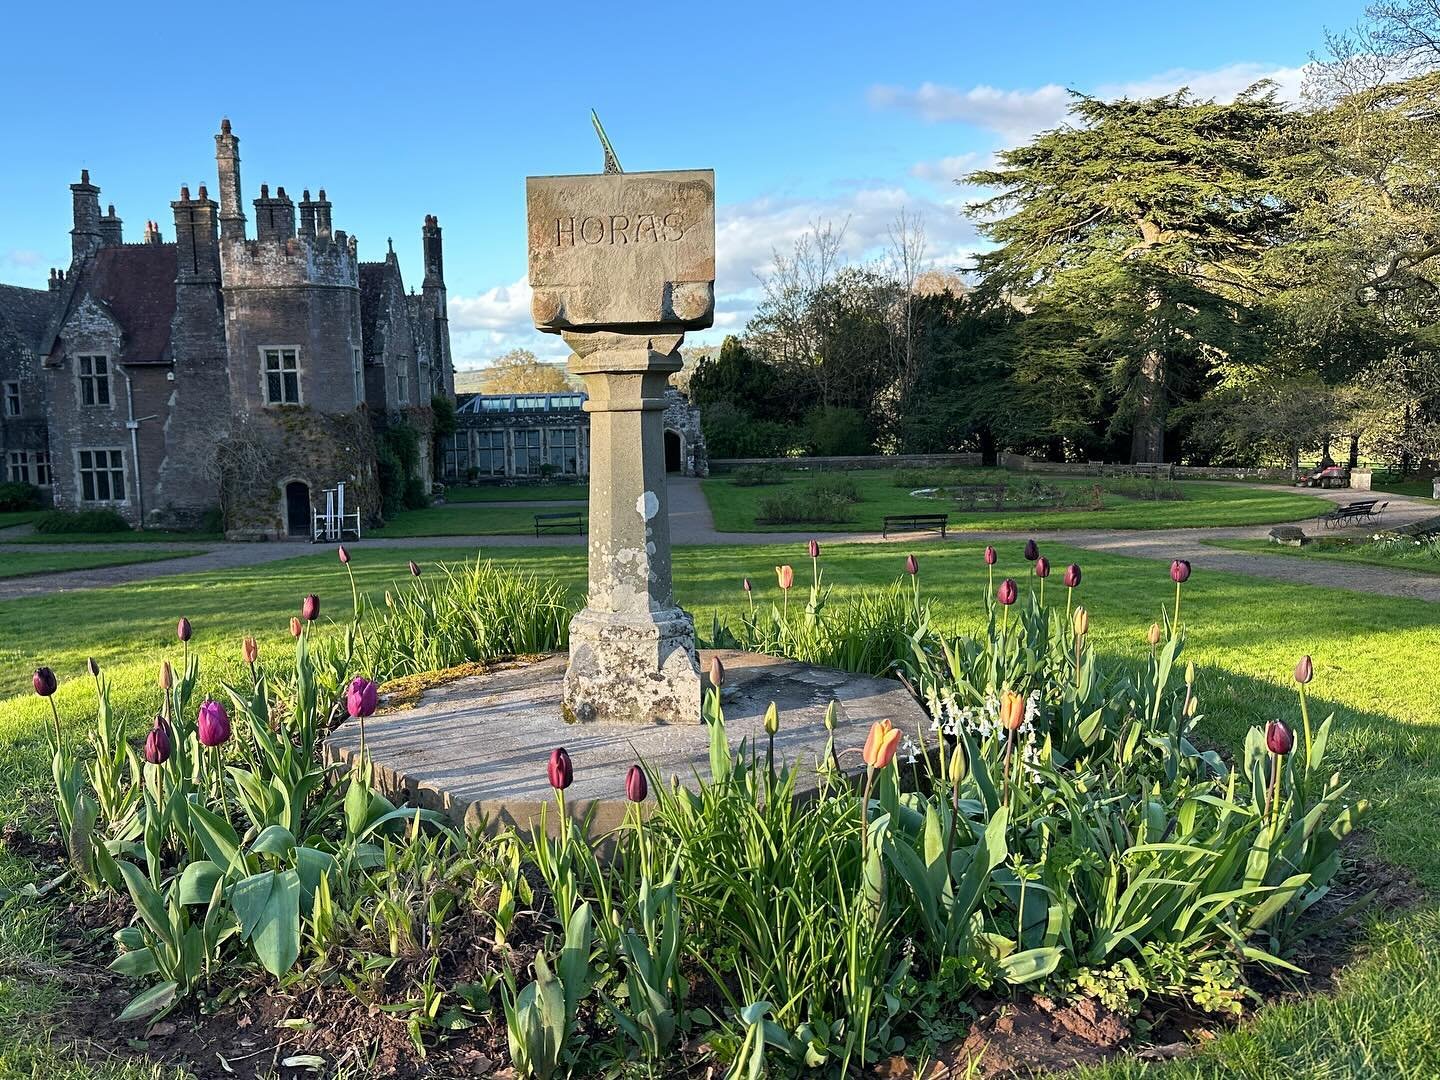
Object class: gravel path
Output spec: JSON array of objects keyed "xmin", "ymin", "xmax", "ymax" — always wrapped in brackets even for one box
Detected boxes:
[{"xmin": 0, "ymin": 480, "xmax": 1434, "ymax": 603}]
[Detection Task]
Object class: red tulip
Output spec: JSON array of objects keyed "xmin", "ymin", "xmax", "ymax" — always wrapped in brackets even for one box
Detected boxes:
[
  {"xmin": 1170, "ymin": 559, "xmax": 1191, "ymax": 584},
  {"xmin": 1034, "ymin": 556, "xmax": 1050, "ymax": 579},
  {"xmin": 983, "ymin": 546, "xmax": 997, "ymax": 566},
  {"xmin": 996, "ymin": 578, "xmax": 1018, "ymax": 606},
  {"xmin": 905, "ymin": 554, "xmax": 919, "ymax": 576},
  {"xmin": 625, "ymin": 764, "xmax": 648, "ymax": 803},
  {"xmin": 1265, "ymin": 720, "xmax": 1294, "ymax": 756},
  {"xmin": 547, "ymin": 747, "xmax": 573, "ymax": 790},
  {"xmin": 338, "ymin": 545, "xmax": 350, "ymax": 565},
  {"xmin": 32, "ymin": 667, "xmax": 57, "ymax": 697},
  {"xmin": 177, "ymin": 617, "xmax": 193, "ymax": 643},
  {"xmin": 1063, "ymin": 563, "xmax": 1081, "ymax": 588},
  {"xmin": 197, "ymin": 699, "xmax": 231, "ymax": 748},
  {"xmin": 144, "ymin": 718, "xmax": 171, "ymax": 765},
  {"xmin": 301, "ymin": 594, "xmax": 320, "ymax": 621},
  {"xmin": 1294, "ymin": 656, "xmax": 1313, "ymax": 685},
  {"xmin": 346, "ymin": 676, "xmax": 379, "ymax": 718}
]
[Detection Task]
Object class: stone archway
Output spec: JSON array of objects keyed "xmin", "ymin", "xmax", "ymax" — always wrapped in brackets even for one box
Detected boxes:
[
  {"xmin": 283, "ymin": 480, "xmax": 311, "ymax": 538},
  {"xmin": 664, "ymin": 429, "xmax": 684, "ymax": 473}
]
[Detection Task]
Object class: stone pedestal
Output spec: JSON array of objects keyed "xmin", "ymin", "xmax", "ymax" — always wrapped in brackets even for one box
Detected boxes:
[{"xmin": 561, "ymin": 331, "xmax": 701, "ymax": 724}]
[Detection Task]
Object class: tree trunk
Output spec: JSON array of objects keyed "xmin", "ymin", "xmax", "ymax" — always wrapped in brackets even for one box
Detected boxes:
[
  {"xmin": 979, "ymin": 428, "xmax": 997, "ymax": 467},
  {"xmin": 1320, "ymin": 434, "xmax": 1333, "ymax": 468},
  {"xmin": 1348, "ymin": 434, "xmax": 1360, "ymax": 469},
  {"xmin": 1129, "ymin": 349, "xmax": 1166, "ymax": 463}
]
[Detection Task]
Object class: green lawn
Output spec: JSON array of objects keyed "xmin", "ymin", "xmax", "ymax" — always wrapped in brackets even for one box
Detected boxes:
[
  {"xmin": 0, "ymin": 547, "xmax": 204, "ymax": 580},
  {"xmin": 1371, "ymin": 473, "xmax": 1438, "ymax": 500},
  {"xmin": 6, "ymin": 530, "xmax": 222, "ymax": 545},
  {"xmin": 369, "ymin": 504, "xmax": 582, "ymax": 537},
  {"xmin": 0, "ymin": 511, "xmax": 37, "ymax": 531},
  {"xmin": 1210, "ymin": 536, "xmax": 1440, "ymax": 575},
  {"xmin": 702, "ymin": 469, "xmax": 1330, "ymax": 532},
  {"xmin": 1, "ymin": 540, "xmax": 1438, "ymax": 1076},
  {"xmin": 445, "ymin": 481, "xmax": 588, "ymax": 503}
]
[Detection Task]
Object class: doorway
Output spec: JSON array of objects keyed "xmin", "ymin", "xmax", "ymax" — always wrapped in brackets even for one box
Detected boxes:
[
  {"xmin": 664, "ymin": 430, "xmax": 683, "ymax": 473},
  {"xmin": 284, "ymin": 481, "xmax": 311, "ymax": 538}
]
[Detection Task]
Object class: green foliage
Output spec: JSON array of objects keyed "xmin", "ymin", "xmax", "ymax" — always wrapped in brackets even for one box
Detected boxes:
[
  {"xmin": 33, "ymin": 509, "xmax": 131, "ymax": 534},
  {"xmin": 699, "ymin": 401, "xmax": 796, "ymax": 459},
  {"xmin": 731, "ymin": 464, "xmax": 787, "ymax": 486},
  {"xmin": 803, "ymin": 405, "xmax": 872, "ymax": 456},
  {"xmin": 0, "ymin": 481, "xmax": 40, "ymax": 512},
  {"xmin": 377, "ymin": 422, "xmax": 427, "ymax": 517}
]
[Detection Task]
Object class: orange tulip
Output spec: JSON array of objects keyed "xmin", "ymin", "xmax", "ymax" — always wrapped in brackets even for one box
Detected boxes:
[
  {"xmin": 775, "ymin": 564, "xmax": 794, "ymax": 590},
  {"xmin": 242, "ymin": 635, "xmax": 258, "ymax": 665},
  {"xmin": 862, "ymin": 719, "xmax": 902, "ymax": 769},
  {"xmin": 999, "ymin": 690, "xmax": 1025, "ymax": 732},
  {"xmin": 159, "ymin": 659, "xmax": 173, "ymax": 691}
]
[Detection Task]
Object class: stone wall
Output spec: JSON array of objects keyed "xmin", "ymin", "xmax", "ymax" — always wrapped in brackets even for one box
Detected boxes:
[
  {"xmin": 710, "ymin": 451, "xmax": 984, "ymax": 473},
  {"xmin": 661, "ymin": 388, "xmax": 707, "ymax": 477}
]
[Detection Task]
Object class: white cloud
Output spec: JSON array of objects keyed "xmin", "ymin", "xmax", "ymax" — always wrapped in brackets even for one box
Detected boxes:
[{"xmin": 1, "ymin": 249, "xmax": 44, "ymax": 270}]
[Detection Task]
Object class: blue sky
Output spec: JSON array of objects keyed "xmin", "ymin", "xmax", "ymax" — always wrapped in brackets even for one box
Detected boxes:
[{"xmin": 0, "ymin": 0, "xmax": 1363, "ymax": 366}]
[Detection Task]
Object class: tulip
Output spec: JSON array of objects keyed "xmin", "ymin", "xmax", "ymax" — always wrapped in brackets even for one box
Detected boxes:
[
  {"xmin": 346, "ymin": 676, "xmax": 379, "ymax": 718},
  {"xmin": 301, "ymin": 594, "xmax": 320, "ymax": 621},
  {"xmin": 1294, "ymin": 655, "xmax": 1315, "ymax": 764},
  {"xmin": 144, "ymin": 718, "xmax": 171, "ymax": 766},
  {"xmin": 947, "ymin": 738, "xmax": 969, "ymax": 787},
  {"xmin": 548, "ymin": 747, "xmax": 573, "ymax": 790},
  {"xmin": 177, "ymin": 617, "xmax": 192, "ymax": 643},
  {"xmin": 999, "ymin": 690, "xmax": 1025, "ymax": 732},
  {"xmin": 408, "ymin": 560, "xmax": 421, "ymax": 578},
  {"xmin": 1147, "ymin": 622, "xmax": 1162, "ymax": 648},
  {"xmin": 1023, "ymin": 539, "xmax": 1039, "ymax": 562},
  {"xmin": 625, "ymin": 763, "xmax": 648, "ymax": 803},
  {"xmin": 1266, "ymin": 720, "xmax": 1294, "ymax": 756},
  {"xmin": 1063, "ymin": 563, "xmax": 1081, "ymax": 589},
  {"xmin": 823, "ymin": 700, "xmax": 837, "ymax": 732},
  {"xmin": 32, "ymin": 667, "xmax": 57, "ymax": 697},
  {"xmin": 159, "ymin": 660, "xmax": 173, "ymax": 691},
  {"xmin": 905, "ymin": 554, "xmax": 919, "ymax": 576},
  {"xmin": 197, "ymin": 699, "xmax": 231, "ymax": 748},
  {"xmin": 861, "ymin": 719, "xmax": 901, "ymax": 770},
  {"xmin": 243, "ymin": 635, "xmax": 258, "ymax": 665},
  {"xmin": 742, "ymin": 577, "xmax": 752, "ymax": 593},
  {"xmin": 763, "ymin": 701, "xmax": 779, "ymax": 736},
  {"xmin": 86, "ymin": 657, "xmax": 100, "ymax": 678},
  {"xmin": 996, "ymin": 578, "xmax": 1017, "ymax": 606},
  {"xmin": 290, "ymin": 617, "xmax": 303, "ymax": 638},
  {"xmin": 775, "ymin": 565, "xmax": 794, "ymax": 590},
  {"xmin": 984, "ymin": 546, "xmax": 997, "ymax": 565},
  {"xmin": 1294, "ymin": 655, "xmax": 1313, "ymax": 685},
  {"xmin": 1034, "ymin": 556, "xmax": 1050, "ymax": 578},
  {"xmin": 808, "ymin": 539, "xmax": 820, "ymax": 560},
  {"xmin": 708, "ymin": 654, "xmax": 724, "ymax": 688},
  {"xmin": 338, "ymin": 545, "xmax": 350, "ymax": 565},
  {"xmin": 1170, "ymin": 560, "xmax": 1192, "ymax": 584},
  {"xmin": 1072, "ymin": 605, "xmax": 1089, "ymax": 637}
]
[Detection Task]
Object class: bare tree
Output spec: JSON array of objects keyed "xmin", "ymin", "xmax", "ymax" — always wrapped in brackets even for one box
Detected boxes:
[{"xmin": 886, "ymin": 209, "xmax": 928, "ymax": 406}]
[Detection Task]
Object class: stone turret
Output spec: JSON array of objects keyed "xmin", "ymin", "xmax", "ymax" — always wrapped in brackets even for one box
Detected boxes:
[
  {"xmin": 215, "ymin": 117, "xmax": 246, "ymax": 242},
  {"xmin": 98, "ymin": 204, "xmax": 123, "ymax": 247},
  {"xmin": 254, "ymin": 183, "xmax": 297, "ymax": 242},
  {"xmin": 70, "ymin": 169, "xmax": 103, "ymax": 264},
  {"xmin": 172, "ymin": 184, "xmax": 220, "ymax": 284}
]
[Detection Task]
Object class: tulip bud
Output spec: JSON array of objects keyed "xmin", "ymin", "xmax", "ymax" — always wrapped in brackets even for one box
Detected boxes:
[
  {"xmin": 996, "ymin": 578, "xmax": 1018, "ymax": 606},
  {"xmin": 742, "ymin": 577, "xmax": 752, "ymax": 593},
  {"xmin": 1170, "ymin": 559, "xmax": 1191, "ymax": 584},
  {"xmin": 708, "ymin": 654, "xmax": 724, "ymax": 688},
  {"xmin": 338, "ymin": 545, "xmax": 350, "ymax": 565},
  {"xmin": 196, "ymin": 699, "xmax": 232, "ymax": 748},
  {"xmin": 1034, "ymin": 556, "xmax": 1050, "ymax": 579},
  {"xmin": 289, "ymin": 617, "xmax": 303, "ymax": 639},
  {"xmin": 625, "ymin": 764, "xmax": 648, "ymax": 803},
  {"xmin": 86, "ymin": 657, "xmax": 100, "ymax": 678},
  {"xmin": 862, "ymin": 719, "xmax": 901, "ymax": 769},
  {"xmin": 346, "ymin": 676, "xmax": 380, "ymax": 718},
  {"xmin": 177, "ymin": 617, "xmax": 192, "ymax": 643},
  {"xmin": 823, "ymin": 700, "xmax": 837, "ymax": 732},
  {"xmin": 32, "ymin": 667, "xmax": 57, "ymax": 697},
  {"xmin": 808, "ymin": 539, "xmax": 820, "ymax": 560},
  {"xmin": 1294, "ymin": 655, "xmax": 1313, "ymax": 685},
  {"xmin": 408, "ymin": 560, "xmax": 421, "ymax": 578},
  {"xmin": 1147, "ymin": 622, "xmax": 1162, "ymax": 647},
  {"xmin": 1063, "ymin": 563, "xmax": 1081, "ymax": 589},
  {"xmin": 905, "ymin": 554, "xmax": 919, "ymax": 576},
  {"xmin": 1023, "ymin": 539, "xmax": 1039, "ymax": 562},
  {"xmin": 547, "ymin": 747, "xmax": 573, "ymax": 790},
  {"xmin": 1265, "ymin": 720, "xmax": 1294, "ymax": 756},
  {"xmin": 144, "ymin": 718, "xmax": 171, "ymax": 765},
  {"xmin": 1072, "ymin": 605, "xmax": 1089, "ymax": 637},
  {"xmin": 1185, "ymin": 662, "xmax": 1195, "ymax": 687},
  {"xmin": 243, "ymin": 635, "xmax": 258, "ymax": 664},
  {"xmin": 999, "ymin": 691, "xmax": 1025, "ymax": 731},
  {"xmin": 947, "ymin": 740, "xmax": 969, "ymax": 787},
  {"xmin": 159, "ymin": 660, "xmax": 173, "ymax": 691},
  {"xmin": 301, "ymin": 594, "xmax": 321, "ymax": 621},
  {"xmin": 763, "ymin": 701, "xmax": 779, "ymax": 736},
  {"xmin": 984, "ymin": 546, "xmax": 997, "ymax": 566}
]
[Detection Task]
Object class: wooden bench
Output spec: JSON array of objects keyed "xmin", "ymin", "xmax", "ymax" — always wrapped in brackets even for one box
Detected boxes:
[
  {"xmin": 883, "ymin": 513, "xmax": 949, "ymax": 538},
  {"xmin": 534, "ymin": 512, "xmax": 586, "ymax": 537},
  {"xmin": 1320, "ymin": 500, "xmax": 1378, "ymax": 529}
]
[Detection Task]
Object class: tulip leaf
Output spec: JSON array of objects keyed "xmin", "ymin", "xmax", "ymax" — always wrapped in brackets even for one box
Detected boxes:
[
  {"xmin": 187, "ymin": 801, "xmax": 244, "ymax": 877},
  {"xmin": 115, "ymin": 980, "xmax": 178, "ymax": 1023},
  {"xmin": 177, "ymin": 860, "xmax": 224, "ymax": 905},
  {"xmin": 250, "ymin": 825, "xmax": 297, "ymax": 857},
  {"xmin": 231, "ymin": 869, "xmax": 301, "ymax": 977},
  {"xmin": 997, "ymin": 946, "xmax": 1062, "ymax": 984}
]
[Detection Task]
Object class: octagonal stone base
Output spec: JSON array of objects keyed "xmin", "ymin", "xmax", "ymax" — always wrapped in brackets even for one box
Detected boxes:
[
  {"xmin": 563, "ymin": 606, "xmax": 701, "ymax": 725},
  {"xmin": 324, "ymin": 650, "xmax": 928, "ymax": 840}
]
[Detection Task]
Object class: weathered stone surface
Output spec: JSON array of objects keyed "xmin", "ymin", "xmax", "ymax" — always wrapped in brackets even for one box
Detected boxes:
[
  {"xmin": 1269, "ymin": 525, "xmax": 1307, "ymax": 546},
  {"xmin": 325, "ymin": 650, "xmax": 928, "ymax": 840},
  {"xmin": 526, "ymin": 170, "xmax": 715, "ymax": 331}
]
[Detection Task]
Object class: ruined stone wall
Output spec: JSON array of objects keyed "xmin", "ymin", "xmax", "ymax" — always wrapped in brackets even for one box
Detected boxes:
[{"xmin": 661, "ymin": 388, "xmax": 707, "ymax": 476}]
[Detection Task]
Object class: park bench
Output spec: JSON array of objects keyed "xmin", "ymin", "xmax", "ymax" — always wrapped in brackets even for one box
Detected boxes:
[
  {"xmin": 883, "ymin": 513, "xmax": 949, "ymax": 539},
  {"xmin": 1319, "ymin": 500, "xmax": 1378, "ymax": 529},
  {"xmin": 534, "ymin": 511, "xmax": 586, "ymax": 537}
]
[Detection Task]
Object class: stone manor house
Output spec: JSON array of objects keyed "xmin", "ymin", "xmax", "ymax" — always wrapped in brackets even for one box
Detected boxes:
[{"xmin": 0, "ymin": 119, "xmax": 454, "ymax": 538}]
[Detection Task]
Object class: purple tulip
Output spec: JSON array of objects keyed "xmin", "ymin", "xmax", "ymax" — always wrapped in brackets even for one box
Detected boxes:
[
  {"xmin": 86, "ymin": 657, "xmax": 100, "ymax": 678},
  {"xmin": 1294, "ymin": 656, "xmax": 1313, "ymax": 685},
  {"xmin": 808, "ymin": 539, "xmax": 820, "ymax": 560},
  {"xmin": 548, "ymin": 747, "xmax": 573, "ymax": 791},
  {"xmin": 626, "ymin": 764, "xmax": 648, "ymax": 803},
  {"xmin": 905, "ymin": 554, "xmax": 919, "ymax": 576},
  {"xmin": 1063, "ymin": 563, "xmax": 1082, "ymax": 589},
  {"xmin": 983, "ymin": 546, "xmax": 997, "ymax": 566},
  {"xmin": 1034, "ymin": 556, "xmax": 1050, "ymax": 579},
  {"xmin": 144, "ymin": 718, "xmax": 172, "ymax": 765},
  {"xmin": 196, "ymin": 699, "xmax": 231, "ymax": 748},
  {"xmin": 742, "ymin": 577, "xmax": 752, "ymax": 593},
  {"xmin": 708, "ymin": 655, "xmax": 724, "ymax": 688},
  {"xmin": 997, "ymin": 578, "xmax": 1018, "ymax": 606},
  {"xmin": 1170, "ymin": 559, "xmax": 1191, "ymax": 584},
  {"xmin": 32, "ymin": 667, "xmax": 57, "ymax": 697},
  {"xmin": 301, "ymin": 594, "xmax": 321, "ymax": 621},
  {"xmin": 346, "ymin": 676, "xmax": 379, "ymax": 718},
  {"xmin": 408, "ymin": 561, "xmax": 421, "ymax": 578},
  {"xmin": 177, "ymin": 617, "xmax": 193, "ymax": 643},
  {"xmin": 1266, "ymin": 720, "xmax": 1294, "ymax": 756},
  {"xmin": 1023, "ymin": 539, "xmax": 1039, "ymax": 562}
]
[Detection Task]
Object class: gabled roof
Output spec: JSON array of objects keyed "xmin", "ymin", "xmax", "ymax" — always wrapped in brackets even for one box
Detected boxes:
[
  {"xmin": 45, "ymin": 244, "xmax": 179, "ymax": 365},
  {"xmin": 0, "ymin": 284, "xmax": 57, "ymax": 354},
  {"xmin": 358, "ymin": 261, "xmax": 388, "ymax": 359}
]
